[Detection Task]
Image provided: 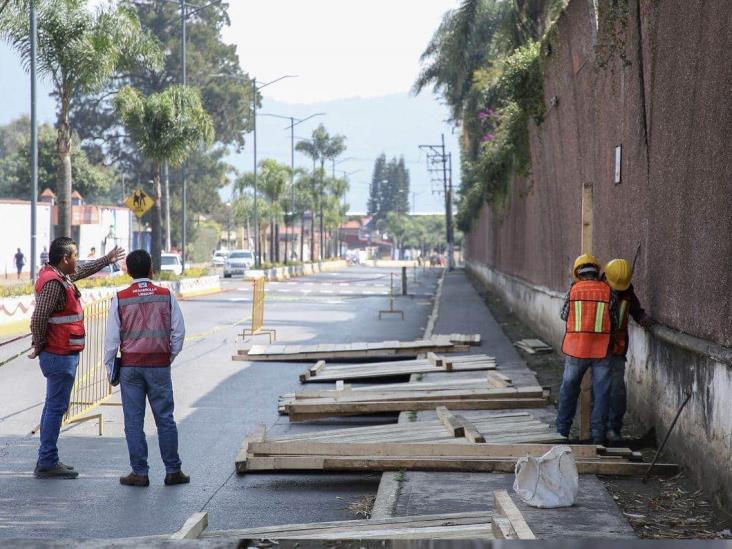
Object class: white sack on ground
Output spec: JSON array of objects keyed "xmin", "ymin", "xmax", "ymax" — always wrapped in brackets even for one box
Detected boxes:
[{"xmin": 513, "ymin": 445, "xmax": 579, "ymax": 508}]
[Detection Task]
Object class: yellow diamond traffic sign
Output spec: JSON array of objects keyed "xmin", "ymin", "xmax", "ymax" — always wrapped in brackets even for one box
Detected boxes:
[{"xmin": 124, "ymin": 188, "xmax": 154, "ymax": 218}]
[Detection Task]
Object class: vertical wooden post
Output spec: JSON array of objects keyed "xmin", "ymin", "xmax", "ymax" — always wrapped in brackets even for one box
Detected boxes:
[{"xmin": 579, "ymin": 182, "xmax": 593, "ymax": 440}]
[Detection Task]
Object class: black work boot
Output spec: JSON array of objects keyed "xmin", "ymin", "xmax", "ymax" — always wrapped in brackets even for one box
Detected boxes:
[
  {"xmin": 119, "ymin": 472, "xmax": 150, "ymax": 487},
  {"xmin": 34, "ymin": 463, "xmax": 79, "ymax": 479},
  {"xmin": 164, "ymin": 471, "xmax": 190, "ymax": 486}
]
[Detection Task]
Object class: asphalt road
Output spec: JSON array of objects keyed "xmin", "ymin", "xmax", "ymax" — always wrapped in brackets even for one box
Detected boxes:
[{"xmin": 0, "ymin": 265, "xmax": 439, "ymax": 540}]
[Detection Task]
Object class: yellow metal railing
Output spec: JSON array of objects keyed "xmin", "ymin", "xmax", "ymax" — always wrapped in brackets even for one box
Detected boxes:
[
  {"xmin": 242, "ymin": 277, "xmax": 276, "ymax": 343},
  {"xmin": 63, "ymin": 299, "xmax": 117, "ymax": 434}
]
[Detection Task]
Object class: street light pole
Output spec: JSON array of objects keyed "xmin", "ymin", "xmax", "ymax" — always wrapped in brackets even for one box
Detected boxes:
[
  {"xmin": 30, "ymin": 0, "xmax": 38, "ymax": 281},
  {"xmin": 252, "ymin": 77, "xmax": 259, "ymax": 266},
  {"xmin": 180, "ymin": 0, "xmax": 187, "ymax": 272}
]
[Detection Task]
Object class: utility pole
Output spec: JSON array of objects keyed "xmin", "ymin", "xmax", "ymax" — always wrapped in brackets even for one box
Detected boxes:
[
  {"xmin": 30, "ymin": 0, "xmax": 38, "ymax": 281},
  {"xmin": 419, "ymin": 134, "xmax": 454, "ymax": 270},
  {"xmin": 164, "ymin": 161, "xmax": 171, "ymax": 251},
  {"xmin": 252, "ymin": 77, "xmax": 259, "ymax": 267},
  {"xmin": 179, "ymin": 0, "xmax": 187, "ymax": 272}
]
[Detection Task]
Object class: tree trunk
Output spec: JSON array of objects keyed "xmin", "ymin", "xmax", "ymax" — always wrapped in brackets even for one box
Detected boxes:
[
  {"xmin": 151, "ymin": 161, "xmax": 163, "ymax": 273},
  {"xmin": 56, "ymin": 102, "xmax": 73, "ymax": 237},
  {"xmin": 319, "ymin": 160, "xmax": 325, "ymax": 261},
  {"xmin": 275, "ymin": 223, "xmax": 280, "ymax": 263},
  {"xmin": 310, "ymin": 208, "xmax": 315, "ymax": 261},
  {"xmin": 269, "ymin": 219, "xmax": 274, "ymax": 263},
  {"xmin": 300, "ymin": 215, "xmax": 305, "ymax": 261},
  {"xmin": 283, "ymin": 220, "xmax": 288, "ymax": 264}
]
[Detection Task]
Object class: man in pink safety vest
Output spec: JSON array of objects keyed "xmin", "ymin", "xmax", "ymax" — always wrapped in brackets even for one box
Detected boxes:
[{"xmin": 103, "ymin": 250, "xmax": 188, "ymax": 487}]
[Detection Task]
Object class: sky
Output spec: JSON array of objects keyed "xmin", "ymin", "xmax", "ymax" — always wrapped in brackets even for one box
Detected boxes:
[
  {"xmin": 0, "ymin": 0, "xmax": 461, "ymax": 213},
  {"xmin": 222, "ymin": 0, "xmax": 457, "ymax": 103}
]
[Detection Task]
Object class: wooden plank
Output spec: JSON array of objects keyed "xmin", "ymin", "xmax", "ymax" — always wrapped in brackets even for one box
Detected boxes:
[
  {"xmin": 247, "ymin": 441, "xmax": 601, "ymax": 459},
  {"xmin": 286, "ymin": 398, "xmax": 549, "ymax": 421},
  {"xmin": 235, "ymin": 424, "xmax": 267, "ymax": 474},
  {"xmin": 335, "ymin": 380, "xmax": 345, "ymax": 391},
  {"xmin": 455, "ymin": 414, "xmax": 486, "ymax": 443},
  {"xmin": 242, "ymin": 455, "xmax": 678, "ymax": 476},
  {"xmin": 436, "ymin": 406, "xmax": 464, "ymax": 437},
  {"xmin": 301, "ymin": 362, "xmax": 497, "ymax": 383},
  {"xmin": 494, "ymin": 490, "xmax": 535, "ymax": 540},
  {"xmin": 491, "ymin": 516, "xmax": 514, "ymax": 539},
  {"xmin": 427, "ymin": 352, "xmax": 442, "ymax": 366},
  {"xmin": 309, "ymin": 360, "xmax": 326, "ymax": 376},
  {"xmin": 286, "ymin": 386, "xmax": 545, "ymax": 404},
  {"xmin": 204, "ymin": 511, "xmax": 493, "ymax": 539},
  {"xmin": 171, "ymin": 512, "xmax": 208, "ymax": 540}
]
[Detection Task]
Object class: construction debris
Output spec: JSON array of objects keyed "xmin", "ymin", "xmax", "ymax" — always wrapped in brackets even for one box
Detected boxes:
[
  {"xmin": 283, "ymin": 386, "xmax": 551, "ymax": 422},
  {"xmin": 514, "ymin": 339, "xmax": 553, "ymax": 354},
  {"xmin": 299, "ymin": 353, "xmax": 497, "ymax": 383},
  {"xmin": 201, "ymin": 511, "xmax": 496, "ymax": 540},
  {"xmin": 435, "ymin": 333, "xmax": 481, "ymax": 345},
  {"xmin": 492, "ymin": 490, "xmax": 536, "ymax": 540},
  {"xmin": 233, "ymin": 337, "xmax": 468, "ymax": 362},
  {"xmin": 235, "ymin": 422, "xmax": 676, "ymax": 476}
]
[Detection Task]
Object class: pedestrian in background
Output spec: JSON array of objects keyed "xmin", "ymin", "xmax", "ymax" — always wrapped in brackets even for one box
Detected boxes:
[
  {"xmin": 29, "ymin": 237, "xmax": 124, "ymax": 479},
  {"xmin": 602, "ymin": 258, "xmax": 654, "ymax": 442},
  {"xmin": 556, "ymin": 254, "xmax": 618, "ymax": 444},
  {"xmin": 14, "ymin": 248, "xmax": 25, "ymax": 279},
  {"xmin": 87, "ymin": 246, "xmax": 96, "ymax": 258},
  {"xmin": 40, "ymin": 246, "xmax": 49, "ymax": 266},
  {"xmin": 104, "ymin": 249, "xmax": 188, "ymax": 487}
]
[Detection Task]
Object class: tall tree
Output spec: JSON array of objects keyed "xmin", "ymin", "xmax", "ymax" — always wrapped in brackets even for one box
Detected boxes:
[
  {"xmin": 295, "ymin": 124, "xmax": 346, "ymax": 259},
  {"xmin": 69, "ymin": 0, "xmax": 255, "ymax": 248},
  {"xmin": 367, "ymin": 155, "xmax": 410, "ymax": 222},
  {"xmin": 115, "ymin": 85, "xmax": 214, "ymax": 271},
  {"xmin": 1, "ymin": 0, "xmax": 162, "ymax": 236}
]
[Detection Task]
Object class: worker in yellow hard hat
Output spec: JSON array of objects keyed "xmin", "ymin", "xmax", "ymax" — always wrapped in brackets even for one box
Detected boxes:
[
  {"xmin": 602, "ymin": 259, "xmax": 654, "ymax": 442},
  {"xmin": 556, "ymin": 254, "xmax": 618, "ymax": 443}
]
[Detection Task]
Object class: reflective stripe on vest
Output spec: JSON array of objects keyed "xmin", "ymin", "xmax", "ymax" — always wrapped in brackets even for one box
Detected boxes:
[
  {"xmin": 612, "ymin": 298, "xmax": 631, "ymax": 355},
  {"xmin": 69, "ymin": 337, "xmax": 86, "ymax": 346},
  {"xmin": 48, "ymin": 313, "xmax": 84, "ymax": 324},
  {"xmin": 561, "ymin": 280, "xmax": 612, "ymax": 359},
  {"xmin": 119, "ymin": 295, "xmax": 171, "ymax": 306},
  {"xmin": 618, "ymin": 300, "xmax": 629, "ymax": 329},
  {"xmin": 121, "ymin": 329, "xmax": 169, "ymax": 340}
]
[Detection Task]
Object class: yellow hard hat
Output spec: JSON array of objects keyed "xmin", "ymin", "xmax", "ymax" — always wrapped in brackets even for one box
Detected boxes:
[
  {"xmin": 604, "ymin": 258, "xmax": 632, "ymax": 291},
  {"xmin": 573, "ymin": 253, "xmax": 600, "ymax": 280}
]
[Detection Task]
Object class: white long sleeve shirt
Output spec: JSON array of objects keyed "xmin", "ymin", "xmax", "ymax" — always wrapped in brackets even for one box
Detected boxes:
[{"xmin": 103, "ymin": 278, "xmax": 186, "ymax": 374}]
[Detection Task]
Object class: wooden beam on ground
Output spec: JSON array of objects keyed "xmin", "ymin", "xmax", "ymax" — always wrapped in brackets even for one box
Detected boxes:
[
  {"xmin": 427, "ymin": 351, "xmax": 441, "ymax": 366},
  {"xmin": 436, "ymin": 406, "xmax": 464, "ymax": 437},
  {"xmin": 454, "ymin": 413, "xmax": 487, "ymax": 443},
  {"xmin": 494, "ymin": 490, "xmax": 535, "ymax": 540},
  {"xmin": 309, "ymin": 360, "xmax": 326, "ymax": 376},
  {"xmin": 171, "ymin": 512, "xmax": 208, "ymax": 540},
  {"xmin": 240, "ymin": 455, "xmax": 678, "ymax": 476},
  {"xmin": 246, "ymin": 440, "xmax": 600, "ymax": 459},
  {"xmin": 491, "ymin": 517, "xmax": 514, "ymax": 539},
  {"xmin": 235, "ymin": 424, "xmax": 267, "ymax": 474},
  {"xmin": 286, "ymin": 397, "xmax": 549, "ymax": 421}
]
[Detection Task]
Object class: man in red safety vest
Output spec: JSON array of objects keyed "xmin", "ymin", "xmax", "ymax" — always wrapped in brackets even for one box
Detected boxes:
[
  {"xmin": 556, "ymin": 254, "xmax": 618, "ymax": 444},
  {"xmin": 602, "ymin": 258, "xmax": 654, "ymax": 442},
  {"xmin": 30, "ymin": 236, "xmax": 124, "ymax": 479},
  {"xmin": 103, "ymin": 250, "xmax": 188, "ymax": 487}
]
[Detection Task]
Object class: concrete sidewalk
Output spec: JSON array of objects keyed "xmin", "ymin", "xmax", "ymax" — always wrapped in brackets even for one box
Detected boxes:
[{"xmin": 372, "ymin": 269, "xmax": 635, "ymax": 539}]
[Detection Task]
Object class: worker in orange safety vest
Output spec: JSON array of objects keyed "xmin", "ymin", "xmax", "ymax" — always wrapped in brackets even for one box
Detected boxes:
[
  {"xmin": 556, "ymin": 254, "xmax": 618, "ymax": 443},
  {"xmin": 602, "ymin": 258, "xmax": 654, "ymax": 442}
]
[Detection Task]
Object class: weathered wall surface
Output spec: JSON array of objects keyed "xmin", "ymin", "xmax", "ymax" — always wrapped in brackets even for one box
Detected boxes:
[
  {"xmin": 464, "ymin": 0, "xmax": 732, "ymax": 510},
  {"xmin": 466, "ymin": 0, "xmax": 732, "ymax": 346}
]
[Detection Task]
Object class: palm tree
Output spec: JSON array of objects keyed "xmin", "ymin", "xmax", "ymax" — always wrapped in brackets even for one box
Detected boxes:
[
  {"xmin": 1, "ymin": 0, "xmax": 162, "ymax": 236},
  {"xmin": 115, "ymin": 85, "xmax": 214, "ymax": 272},
  {"xmin": 295, "ymin": 124, "xmax": 346, "ymax": 260}
]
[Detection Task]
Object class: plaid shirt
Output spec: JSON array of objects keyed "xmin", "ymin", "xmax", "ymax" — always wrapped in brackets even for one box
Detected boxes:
[
  {"xmin": 560, "ymin": 281, "xmax": 619, "ymax": 332},
  {"xmin": 31, "ymin": 256, "xmax": 111, "ymax": 353}
]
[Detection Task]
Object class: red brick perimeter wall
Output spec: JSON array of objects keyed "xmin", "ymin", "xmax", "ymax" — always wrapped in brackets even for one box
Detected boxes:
[{"xmin": 465, "ymin": 0, "xmax": 732, "ymax": 347}]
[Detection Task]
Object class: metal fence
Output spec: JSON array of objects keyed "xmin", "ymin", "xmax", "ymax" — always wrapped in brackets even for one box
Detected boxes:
[
  {"xmin": 242, "ymin": 277, "xmax": 275, "ymax": 343},
  {"xmin": 63, "ymin": 298, "xmax": 116, "ymax": 434}
]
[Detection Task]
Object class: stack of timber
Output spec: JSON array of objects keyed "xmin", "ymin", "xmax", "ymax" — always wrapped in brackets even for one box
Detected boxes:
[
  {"xmin": 233, "ymin": 336, "xmax": 470, "ymax": 362},
  {"xmin": 235, "ymin": 420, "xmax": 677, "ymax": 477},
  {"xmin": 282, "ymin": 386, "xmax": 550, "ymax": 422},
  {"xmin": 434, "ymin": 333, "xmax": 481, "ymax": 345},
  {"xmin": 279, "ymin": 371, "xmax": 513, "ymax": 412},
  {"xmin": 177, "ymin": 511, "xmax": 495, "ymax": 540},
  {"xmin": 300, "ymin": 353, "xmax": 497, "ymax": 382},
  {"xmin": 514, "ymin": 338, "xmax": 553, "ymax": 354}
]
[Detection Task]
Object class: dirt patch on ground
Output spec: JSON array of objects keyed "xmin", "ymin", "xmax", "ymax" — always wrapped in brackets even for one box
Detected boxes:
[{"xmin": 468, "ymin": 273, "xmax": 732, "ymax": 538}]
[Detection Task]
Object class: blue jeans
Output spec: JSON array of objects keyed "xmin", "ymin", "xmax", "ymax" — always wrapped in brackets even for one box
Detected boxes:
[
  {"xmin": 120, "ymin": 367, "xmax": 181, "ymax": 476},
  {"xmin": 38, "ymin": 351, "xmax": 80, "ymax": 468},
  {"xmin": 556, "ymin": 356, "xmax": 612, "ymax": 440},
  {"xmin": 607, "ymin": 355, "xmax": 627, "ymax": 432}
]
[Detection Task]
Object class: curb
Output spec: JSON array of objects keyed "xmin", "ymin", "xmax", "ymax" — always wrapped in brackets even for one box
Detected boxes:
[{"xmin": 370, "ymin": 267, "xmax": 447, "ymax": 519}]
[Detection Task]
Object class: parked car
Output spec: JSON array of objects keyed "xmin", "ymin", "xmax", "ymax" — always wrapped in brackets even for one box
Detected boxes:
[
  {"xmin": 77, "ymin": 259, "xmax": 124, "ymax": 279},
  {"xmin": 212, "ymin": 249, "xmax": 229, "ymax": 267},
  {"xmin": 160, "ymin": 252, "xmax": 183, "ymax": 276},
  {"xmin": 223, "ymin": 249, "xmax": 254, "ymax": 278}
]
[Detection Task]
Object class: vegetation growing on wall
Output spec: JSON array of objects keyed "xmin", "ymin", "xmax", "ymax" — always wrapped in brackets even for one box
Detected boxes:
[{"xmin": 415, "ymin": 0, "xmax": 565, "ymax": 231}]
